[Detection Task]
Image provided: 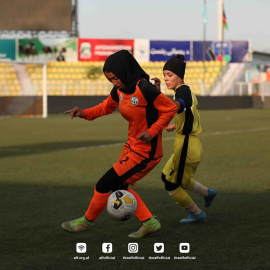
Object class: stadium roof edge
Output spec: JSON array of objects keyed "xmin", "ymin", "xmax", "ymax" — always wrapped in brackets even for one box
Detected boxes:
[{"xmin": 252, "ymin": 50, "xmax": 270, "ymax": 57}]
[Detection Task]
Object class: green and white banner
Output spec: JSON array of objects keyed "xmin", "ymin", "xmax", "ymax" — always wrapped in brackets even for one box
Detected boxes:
[
  {"xmin": 18, "ymin": 38, "xmax": 77, "ymax": 62},
  {"xmin": 0, "ymin": 39, "xmax": 16, "ymax": 60}
]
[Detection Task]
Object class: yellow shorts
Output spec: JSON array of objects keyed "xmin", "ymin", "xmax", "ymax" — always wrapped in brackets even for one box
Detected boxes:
[{"xmin": 162, "ymin": 134, "xmax": 202, "ymax": 188}]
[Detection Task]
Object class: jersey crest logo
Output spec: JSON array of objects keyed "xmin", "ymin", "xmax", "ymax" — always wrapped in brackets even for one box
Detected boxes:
[
  {"xmin": 131, "ymin": 96, "xmax": 138, "ymax": 106},
  {"xmin": 119, "ymin": 93, "xmax": 123, "ymax": 102}
]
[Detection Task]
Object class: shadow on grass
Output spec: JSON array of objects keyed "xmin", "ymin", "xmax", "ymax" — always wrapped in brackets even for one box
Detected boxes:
[
  {"xmin": 1, "ymin": 184, "xmax": 270, "ymax": 270},
  {"xmin": 0, "ymin": 140, "xmax": 124, "ymax": 159}
]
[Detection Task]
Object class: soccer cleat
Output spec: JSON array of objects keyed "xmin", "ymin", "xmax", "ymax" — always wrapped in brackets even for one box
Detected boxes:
[
  {"xmin": 204, "ymin": 188, "xmax": 218, "ymax": 207},
  {"xmin": 128, "ymin": 216, "xmax": 161, "ymax": 239},
  {"xmin": 61, "ymin": 216, "xmax": 94, "ymax": 232},
  {"xmin": 180, "ymin": 211, "xmax": 206, "ymax": 224}
]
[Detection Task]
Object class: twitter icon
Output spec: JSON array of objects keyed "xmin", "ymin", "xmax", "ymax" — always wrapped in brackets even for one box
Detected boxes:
[{"xmin": 154, "ymin": 243, "xmax": 164, "ymax": 253}]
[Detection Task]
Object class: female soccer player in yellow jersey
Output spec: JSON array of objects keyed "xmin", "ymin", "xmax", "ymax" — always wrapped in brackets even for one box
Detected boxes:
[{"xmin": 157, "ymin": 54, "xmax": 217, "ymax": 224}]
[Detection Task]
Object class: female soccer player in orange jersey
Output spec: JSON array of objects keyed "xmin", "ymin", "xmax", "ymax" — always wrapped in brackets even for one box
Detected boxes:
[{"xmin": 62, "ymin": 50, "xmax": 178, "ymax": 238}]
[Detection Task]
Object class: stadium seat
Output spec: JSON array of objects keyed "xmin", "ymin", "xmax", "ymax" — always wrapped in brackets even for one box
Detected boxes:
[{"xmin": 0, "ymin": 60, "xmax": 223, "ymax": 97}]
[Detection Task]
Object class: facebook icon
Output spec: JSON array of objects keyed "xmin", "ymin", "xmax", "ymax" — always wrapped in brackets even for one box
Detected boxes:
[{"xmin": 102, "ymin": 243, "xmax": 113, "ymax": 253}]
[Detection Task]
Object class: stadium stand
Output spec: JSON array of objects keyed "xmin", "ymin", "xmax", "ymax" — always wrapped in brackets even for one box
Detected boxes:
[
  {"xmin": 0, "ymin": 62, "xmax": 21, "ymax": 96},
  {"xmin": 0, "ymin": 61, "xmax": 224, "ymax": 96}
]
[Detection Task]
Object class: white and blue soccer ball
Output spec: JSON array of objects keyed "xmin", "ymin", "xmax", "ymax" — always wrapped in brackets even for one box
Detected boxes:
[{"xmin": 107, "ymin": 190, "xmax": 137, "ymax": 221}]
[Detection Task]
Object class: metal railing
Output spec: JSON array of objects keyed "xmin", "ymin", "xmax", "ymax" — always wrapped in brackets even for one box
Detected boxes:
[{"xmin": 233, "ymin": 82, "xmax": 270, "ymax": 102}]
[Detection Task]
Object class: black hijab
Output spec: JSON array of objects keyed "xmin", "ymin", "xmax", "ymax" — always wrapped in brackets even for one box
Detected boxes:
[{"xmin": 103, "ymin": 50, "xmax": 149, "ymax": 94}]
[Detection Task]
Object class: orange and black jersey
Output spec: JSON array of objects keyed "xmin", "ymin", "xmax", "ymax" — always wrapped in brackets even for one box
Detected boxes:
[{"xmin": 83, "ymin": 79, "xmax": 178, "ymax": 162}]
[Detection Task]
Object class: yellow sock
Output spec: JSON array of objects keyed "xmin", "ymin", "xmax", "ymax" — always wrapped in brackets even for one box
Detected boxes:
[
  {"xmin": 185, "ymin": 178, "xmax": 196, "ymax": 191},
  {"xmin": 168, "ymin": 187, "xmax": 193, "ymax": 208}
]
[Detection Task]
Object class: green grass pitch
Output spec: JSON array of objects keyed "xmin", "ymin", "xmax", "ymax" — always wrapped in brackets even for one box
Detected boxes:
[{"xmin": 1, "ymin": 109, "xmax": 270, "ymax": 270}]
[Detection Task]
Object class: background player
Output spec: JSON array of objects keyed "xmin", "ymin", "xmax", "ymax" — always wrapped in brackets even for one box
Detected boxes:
[
  {"xmin": 155, "ymin": 54, "xmax": 217, "ymax": 224},
  {"xmin": 62, "ymin": 50, "xmax": 178, "ymax": 237}
]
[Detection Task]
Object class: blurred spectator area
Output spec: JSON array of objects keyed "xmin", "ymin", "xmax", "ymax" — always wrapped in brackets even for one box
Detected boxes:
[
  {"xmin": 245, "ymin": 65, "xmax": 270, "ymax": 83},
  {"xmin": 0, "ymin": 62, "xmax": 21, "ymax": 96},
  {"xmin": 0, "ymin": 61, "xmax": 224, "ymax": 96}
]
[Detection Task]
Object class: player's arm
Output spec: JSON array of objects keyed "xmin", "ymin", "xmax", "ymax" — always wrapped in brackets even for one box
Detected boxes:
[
  {"xmin": 151, "ymin": 77, "xmax": 161, "ymax": 91},
  {"xmin": 162, "ymin": 96, "xmax": 181, "ymax": 132},
  {"xmin": 164, "ymin": 123, "xmax": 176, "ymax": 132},
  {"xmin": 149, "ymin": 78, "xmax": 177, "ymax": 133},
  {"xmin": 137, "ymin": 82, "xmax": 177, "ymax": 143},
  {"xmin": 147, "ymin": 93, "xmax": 178, "ymax": 138},
  {"xmin": 163, "ymin": 87, "xmax": 192, "ymax": 132},
  {"xmin": 174, "ymin": 85, "xmax": 192, "ymax": 114},
  {"xmin": 64, "ymin": 106, "xmax": 84, "ymax": 119},
  {"xmin": 83, "ymin": 95, "xmax": 118, "ymax": 121},
  {"xmin": 65, "ymin": 87, "xmax": 119, "ymax": 121}
]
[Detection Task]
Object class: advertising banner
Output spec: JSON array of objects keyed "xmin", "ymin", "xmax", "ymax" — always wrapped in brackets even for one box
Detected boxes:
[
  {"xmin": 228, "ymin": 40, "xmax": 249, "ymax": 62},
  {"xmin": 192, "ymin": 41, "xmax": 214, "ymax": 62},
  {"xmin": 134, "ymin": 39, "xmax": 150, "ymax": 63},
  {"xmin": 18, "ymin": 38, "xmax": 77, "ymax": 62},
  {"xmin": 193, "ymin": 40, "xmax": 249, "ymax": 63},
  {"xmin": 149, "ymin": 41, "xmax": 191, "ymax": 61},
  {"xmin": 0, "ymin": 39, "xmax": 16, "ymax": 60},
  {"xmin": 78, "ymin": 39, "xmax": 134, "ymax": 61}
]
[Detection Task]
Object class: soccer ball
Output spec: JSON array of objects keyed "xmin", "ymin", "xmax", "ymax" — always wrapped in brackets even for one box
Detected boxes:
[{"xmin": 107, "ymin": 190, "xmax": 137, "ymax": 221}]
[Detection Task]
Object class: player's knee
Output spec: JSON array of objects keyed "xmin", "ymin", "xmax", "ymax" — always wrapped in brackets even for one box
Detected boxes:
[
  {"xmin": 111, "ymin": 179, "xmax": 128, "ymax": 192},
  {"xmin": 161, "ymin": 173, "xmax": 179, "ymax": 191},
  {"xmin": 181, "ymin": 177, "xmax": 191, "ymax": 190},
  {"xmin": 96, "ymin": 167, "xmax": 126, "ymax": 193},
  {"xmin": 161, "ymin": 173, "xmax": 166, "ymax": 182},
  {"xmin": 95, "ymin": 181, "xmax": 110, "ymax": 193}
]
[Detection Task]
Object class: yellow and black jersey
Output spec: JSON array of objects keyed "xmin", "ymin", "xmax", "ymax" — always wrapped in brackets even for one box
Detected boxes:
[
  {"xmin": 162, "ymin": 84, "xmax": 202, "ymax": 187},
  {"xmin": 173, "ymin": 84, "xmax": 202, "ymax": 136}
]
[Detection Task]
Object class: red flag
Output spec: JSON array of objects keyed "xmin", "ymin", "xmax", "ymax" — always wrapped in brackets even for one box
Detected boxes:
[{"xmin": 223, "ymin": 6, "xmax": 228, "ymax": 30}]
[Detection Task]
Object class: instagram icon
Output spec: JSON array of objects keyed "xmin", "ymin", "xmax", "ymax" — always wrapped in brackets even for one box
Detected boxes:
[{"xmin": 128, "ymin": 243, "xmax": 138, "ymax": 253}]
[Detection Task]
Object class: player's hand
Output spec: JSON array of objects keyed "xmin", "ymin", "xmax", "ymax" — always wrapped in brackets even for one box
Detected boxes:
[
  {"xmin": 151, "ymin": 77, "xmax": 161, "ymax": 91},
  {"xmin": 137, "ymin": 131, "xmax": 152, "ymax": 143},
  {"xmin": 165, "ymin": 123, "xmax": 176, "ymax": 132},
  {"xmin": 64, "ymin": 106, "xmax": 84, "ymax": 119}
]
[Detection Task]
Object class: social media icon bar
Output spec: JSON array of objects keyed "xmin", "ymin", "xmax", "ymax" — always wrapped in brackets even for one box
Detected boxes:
[
  {"xmin": 154, "ymin": 243, "xmax": 164, "ymax": 253},
  {"xmin": 128, "ymin": 243, "xmax": 139, "ymax": 253},
  {"xmin": 76, "ymin": 243, "xmax": 87, "ymax": 253},
  {"xmin": 179, "ymin": 243, "xmax": 190, "ymax": 253},
  {"xmin": 102, "ymin": 243, "xmax": 113, "ymax": 253}
]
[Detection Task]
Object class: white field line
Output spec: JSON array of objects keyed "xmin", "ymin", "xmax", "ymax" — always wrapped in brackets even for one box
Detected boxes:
[
  {"xmin": 2, "ymin": 127, "xmax": 270, "ymax": 153},
  {"xmin": 165, "ymin": 126, "xmax": 270, "ymax": 140},
  {"xmin": 62, "ymin": 127, "xmax": 270, "ymax": 152}
]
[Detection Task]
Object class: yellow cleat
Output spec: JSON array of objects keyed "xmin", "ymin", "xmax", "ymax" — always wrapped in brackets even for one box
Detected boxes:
[
  {"xmin": 128, "ymin": 216, "xmax": 161, "ymax": 239},
  {"xmin": 61, "ymin": 216, "xmax": 93, "ymax": 232}
]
